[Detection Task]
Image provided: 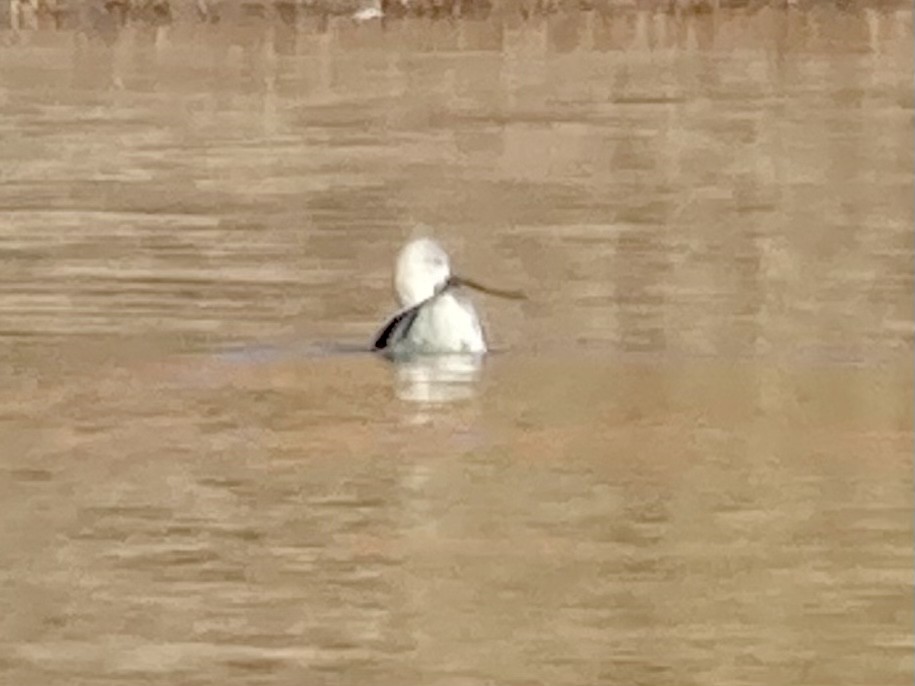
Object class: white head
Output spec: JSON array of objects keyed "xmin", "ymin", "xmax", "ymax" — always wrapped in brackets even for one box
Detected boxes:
[{"xmin": 394, "ymin": 238, "xmax": 452, "ymax": 308}]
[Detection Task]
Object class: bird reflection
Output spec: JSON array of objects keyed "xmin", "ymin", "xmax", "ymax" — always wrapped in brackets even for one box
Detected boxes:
[{"xmin": 393, "ymin": 354, "xmax": 483, "ymax": 404}]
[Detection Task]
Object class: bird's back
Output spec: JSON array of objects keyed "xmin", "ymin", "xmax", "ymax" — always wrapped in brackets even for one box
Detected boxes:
[{"xmin": 377, "ymin": 291, "xmax": 486, "ymax": 356}]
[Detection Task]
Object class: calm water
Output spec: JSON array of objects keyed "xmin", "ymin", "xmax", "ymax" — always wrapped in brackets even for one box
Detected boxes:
[{"xmin": 1, "ymin": 8, "xmax": 912, "ymax": 686}]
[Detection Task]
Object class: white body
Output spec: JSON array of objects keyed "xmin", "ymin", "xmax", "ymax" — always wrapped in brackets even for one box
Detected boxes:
[
  {"xmin": 377, "ymin": 239, "xmax": 487, "ymax": 356},
  {"xmin": 393, "ymin": 290, "xmax": 486, "ymax": 355},
  {"xmin": 352, "ymin": 4, "xmax": 382, "ymax": 21}
]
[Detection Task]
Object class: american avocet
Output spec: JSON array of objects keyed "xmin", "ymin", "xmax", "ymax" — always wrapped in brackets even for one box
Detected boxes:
[{"xmin": 372, "ymin": 238, "xmax": 524, "ymax": 357}]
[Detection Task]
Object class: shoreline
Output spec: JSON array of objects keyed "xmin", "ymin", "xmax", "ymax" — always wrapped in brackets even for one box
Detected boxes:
[{"xmin": 3, "ymin": 0, "xmax": 913, "ymax": 34}]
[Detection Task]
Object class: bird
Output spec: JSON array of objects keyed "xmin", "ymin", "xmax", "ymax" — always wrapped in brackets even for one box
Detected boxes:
[{"xmin": 371, "ymin": 238, "xmax": 524, "ymax": 357}]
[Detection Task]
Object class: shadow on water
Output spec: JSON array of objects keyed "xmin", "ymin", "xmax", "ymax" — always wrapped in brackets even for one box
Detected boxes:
[
  {"xmin": 215, "ymin": 339, "xmax": 371, "ymax": 363},
  {"xmin": 215, "ymin": 338, "xmax": 486, "ymax": 404}
]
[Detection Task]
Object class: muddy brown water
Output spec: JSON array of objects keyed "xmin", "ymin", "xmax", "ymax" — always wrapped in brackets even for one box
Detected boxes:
[{"xmin": 0, "ymin": 9, "xmax": 912, "ymax": 686}]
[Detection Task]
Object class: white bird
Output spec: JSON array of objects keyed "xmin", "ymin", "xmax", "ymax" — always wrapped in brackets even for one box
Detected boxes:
[
  {"xmin": 372, "ymin": 238, "xmax": 524, "ymax": 357},
  {"xmin": 351, "ymin": 3, "xmax": 383, "ymax": 21}
]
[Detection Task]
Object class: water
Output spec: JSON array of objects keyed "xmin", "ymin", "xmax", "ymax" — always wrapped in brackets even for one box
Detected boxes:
[{"xmin": 1, "ymin": 9, "xmax": 912, "ymax": 686}]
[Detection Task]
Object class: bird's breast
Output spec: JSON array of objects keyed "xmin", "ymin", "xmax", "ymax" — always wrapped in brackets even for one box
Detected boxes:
[{"xmin": 405, "ymin": 292, "xmax": 486, "ymax": 354}]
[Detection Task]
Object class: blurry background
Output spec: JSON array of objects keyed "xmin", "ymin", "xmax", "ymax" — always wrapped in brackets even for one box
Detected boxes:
[{"xmin": 0, "ymin": 4, "xmax": 912, "ymax": 686}]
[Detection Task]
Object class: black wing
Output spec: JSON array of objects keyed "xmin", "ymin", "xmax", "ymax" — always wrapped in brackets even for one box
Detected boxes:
[{"xmin": 371, "ymin": 303, "xmax": 422, "ymax": 353}]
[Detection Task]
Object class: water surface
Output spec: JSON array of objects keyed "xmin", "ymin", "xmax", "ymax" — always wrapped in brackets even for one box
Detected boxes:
[{"xmin": 0, "ymin": 9, "xmax": 912, "ymax": 686}]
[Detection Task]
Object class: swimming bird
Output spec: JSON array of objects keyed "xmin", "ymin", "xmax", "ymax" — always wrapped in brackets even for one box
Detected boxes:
[{"xmin": 372, "ymin": 238, "xmax": 524, "ymax": 357}]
